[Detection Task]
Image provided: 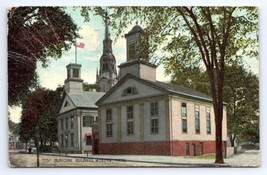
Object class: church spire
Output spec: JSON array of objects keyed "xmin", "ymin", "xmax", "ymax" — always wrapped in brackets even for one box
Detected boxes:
[
  {"xmin": 104, "ymin": 15, "xmax": 110, "ymax": 40},
  {"xmin": 103, "ymin": 10, "xmax": 112, "ymax": 53},
  {"xmin": 96, "ymin": 8, "xmax": 118, "ymax": 92}
]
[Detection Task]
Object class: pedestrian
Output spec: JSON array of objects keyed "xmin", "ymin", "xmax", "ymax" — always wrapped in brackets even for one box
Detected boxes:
[{"xmin": 28, "ymin": 147, "xmax": 32, "ymax": 154}]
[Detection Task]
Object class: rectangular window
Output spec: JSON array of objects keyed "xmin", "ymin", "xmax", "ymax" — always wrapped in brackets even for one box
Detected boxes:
[
  {"xmin": 150, "ymin": 102, "xmax": 159, "ymax": 134},
  {"xmin": 129, "ymin": 43, "xmax": 136, "ymax": 60},
  {"xmin": 106, "ymin": 109, "xmax": 112, "ymax": 122},
  {"xmin": 127, "ymin": 106, "xmax": 134, "ymax": 135},
  {"xmin": 65, "ymin": 117, "xmax": 68, "ymax": 130},
  {"xmin": 127, "ymin": 121, "xmax": 134, "ymax": 135},
  {"xmin": 83, "ymin": 116, "xmax": 92, "ymax": 127},
  {"xmin": 127, "ymin": 106, "xmax": 134, "ymax": 120},
  {"xmin": 181, "ymin": 103, "xmax": 187, "ymax": 117},
  {"xmin": 182, "ymin": 119, "xmax": 187, "ymax": 133},
  {"xmin": 86, "ymin": 136, "xmax": 92, "ymax": 145},
  {"xmin": 65, "ymin": 134, "xmax": 68, "ymax": 147},
  {"xmin": 181, "ymin": 103, "xmax": 187, "ymax": 133},
  {"xmin": 151, "ymin": 118, "xmax": 159, "ymax": 134},
  {"xmin": 206, "ymin": 107, "xmax": 211, "ymax": 134},
  {"xmin": 195, "ymin": 105, "xmax": 200, "ymax": 134},
  {"xmin": 106, "ymin": 123, "xmax": 112, "ymax": 137},
  {"xmin": 70, "ymin": 116, "xmax": 74, "ymax": 129},
  {"xmin": 70, "ymin": 133, "xmax": 74, "ymax": 147},
  {"xmin": 186, "ymin": 143, "xmax": 190, "ymax": 156},
  {"xmin": 106, "ymin": 109, "xmax": 112, "ymax": 137},
  {"xmin": 73, "ymin": 68, "xmax": 79, "ymax": 78},
  {"xmin": 61, "ymin": 119, "xmax": 63, "ymax": 130},
  {"xmin": 150, "ymin": 102, "xmax": 158, "ymax": 116}
]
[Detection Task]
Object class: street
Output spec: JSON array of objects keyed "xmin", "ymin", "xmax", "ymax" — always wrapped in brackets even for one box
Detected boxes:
[
  {"xmin": 9, "ymin": 151, "xmax": 175, "ymax": 167},
  {"xmin": 9, "ymin": 149, "xmax": 260, "ymax": 167}
]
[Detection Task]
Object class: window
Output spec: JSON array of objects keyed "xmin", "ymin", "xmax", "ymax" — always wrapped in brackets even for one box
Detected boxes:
[
  {"xmin": 181, "ymin": 103, "xmax": 187, "ymax": 133},
  {"xmin": 65, "ymin": 134, "xmax": 68, "ymax": 147},
  {"xmin": 186, "ymin": 143, "xmax": 190, "ymax": 156},
  {"xmin": 106, "ymin": 109, "xmax": 112, "ymax": 122},
  {"xmin": 65, "ymin": 117, "xmax": 68, "ymax": 130},
  {"xmin": 122, "ymin": 87, "xmax": 138, "ymax": 96},
  {"xmin": 86, "ymin": 136, "xmax": 92, "ymax": 145},
  {"xmin": 128, "ymin": 43, "xmax": 136, "ymax": 60},
  {"xmin": 127, "ymin": 106, "xmax": 134, "ymax": 120},
  {"xmin": 127, "ymin": 121, "xmax": 134, "ymax": 135},
  {"xmin": 151, "ymin": 118, "xmax": 159, "ymax": 134},
  {"xmin": 181, "ymin": 103, "xmax": 187, "ymax": 117},
  {"xmin": 150, "ymin": 102, "xmax": 158, "ymax": 116},
  {"xmin": 103, "ymin": 63, "xmax": 108, "ymax": 72},
  {"xmin": 70, "ymin": 133, "xmax": 74, "ymax": 147},
  {"xmin": 83, "ymin": 116, "xmax": 92, "ymax": 127},
  {"xmin": 61, "ymin": 119, "xmax": 63, "ymax": 130},
  {"xmin": 106, "ymin": 123, "xmax": 112, "ymax": 137},
  {"xmin": 70, "ymin": 116, "xmax": 74, "ymax": 129},
  {"xmin": 151, "ymin": 102, "xmax": 159, "ymax": 134},
  {"xmin": 73, "ymin": 68, "xmax": 79, "ymax": 78},
  {"xmin": 195, "ymin": 105, "xmax": 200, "ymax": 134},
  {"xmin": 64, "ymin": 101, "xmax": 70, "ymax": 107},
  {"xmin": 127, "ymin": 106, "xmax": 134, "ymax": 135},
  {"xmin": 182, "ymin": 119, "xmax": 187, "ymax": 133},
  {"xmin": 206, "ymin": 107, "xmax": 211, "ymax": 134},
  {"xmin": 106, "ymin": 109, "xmax": 112, "ymax": 137}
]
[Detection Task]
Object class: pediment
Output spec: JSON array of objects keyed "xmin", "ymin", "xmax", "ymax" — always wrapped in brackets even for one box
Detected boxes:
[
  {"xmin": 97, "ymin": 75, "xmax": 166, "ymax": 105},
  {"xmin": 59, "ymin": 94, "xmax": 76, "ymax": 114}
]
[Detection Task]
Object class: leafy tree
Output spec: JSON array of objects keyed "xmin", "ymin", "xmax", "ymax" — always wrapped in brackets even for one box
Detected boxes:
[
  {"xmin": 223, "ymin": 62, "xmax": 259, "ymax": 145},
  {"xmin": 19, "ymin": 87, "xmax": 63, "ymax": 147},
  {"xmin": 8, "ymin": 7, "xmax": 79, "ymax": 105},
  {"xmin": 171, "ymin": 61, "xmax": 259, "ymax": 147},
  {"xmin": 90, "ymin": 6, "xmax": 258, "ymax": 163},
  {"xmin": 83, "ymin": 82, "xmax": 100, "ymax": 92}
]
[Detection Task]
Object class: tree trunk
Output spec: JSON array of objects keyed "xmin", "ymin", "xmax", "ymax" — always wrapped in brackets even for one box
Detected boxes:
[
  {"xmin": 214, "ymin": 106, "xmax": 224, "ymax": 163},
  {"xmin": 229, "ymin": 134, "xmax": 236, "ymax": 147}
]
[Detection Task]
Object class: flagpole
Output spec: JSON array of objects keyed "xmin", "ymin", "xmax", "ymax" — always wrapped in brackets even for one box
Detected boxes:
[{"xmin": 75, "ymin": 43, "xmax": 77, "ymax": 63}]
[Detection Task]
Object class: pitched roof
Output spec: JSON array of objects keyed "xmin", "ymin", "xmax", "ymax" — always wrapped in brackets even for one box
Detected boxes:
[
  {"xmin": 96, "ymin": 74, "xmax": 213, "ymax": 105},
  {"xmin": 67, "ymin": 91, "xmax": 105, "ymax": 108},
  {"xmin": 150, "ymin": 80, "xmax": 212, "ymax": 102}
]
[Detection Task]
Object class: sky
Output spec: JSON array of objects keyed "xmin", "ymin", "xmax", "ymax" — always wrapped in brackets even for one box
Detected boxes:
[
  {"xmin": 2, "ymin": 1, "xmax": 266, "ymax": 175},
  {"xmin": 8, "ymin": 7, "xmax": 174, "ymax": 123}
]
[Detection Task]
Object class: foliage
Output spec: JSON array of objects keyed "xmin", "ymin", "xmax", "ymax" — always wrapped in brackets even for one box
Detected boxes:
[
  {"xmin": 83, "ymin": 82, "xmax": 100, "ymax": 92},
  {"xmin": 89, "ymin": 6, "xmax": 258, "ymax": 163},
  {"xmin": 8, "ymin": 7, "xmax": 79, "ymax": 106},
  {"xmin": 19, "ymin": 87, "xmax": 63, "ymax": 145},
  {"xmin": 8, "ymin": 113, "xmax": 20, "ymax": 135},
  {"xmin": 171, "ymin": 61, "xmax": 259, "ymax": 146},
  {"xmin": 223, "ymin": 62, "xmax": 259, "ymax": 145}
]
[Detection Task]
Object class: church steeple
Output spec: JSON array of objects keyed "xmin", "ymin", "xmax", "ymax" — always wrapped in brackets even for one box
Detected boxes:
[{"xmin": 96, "ymin": 10, "xmax": 118, "ymax": 92}]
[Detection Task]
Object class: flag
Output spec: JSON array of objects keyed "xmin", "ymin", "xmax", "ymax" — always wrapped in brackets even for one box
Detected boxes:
[{"xmin": 76, "ymin": 42, "xmax": 85, "ymax": 48}]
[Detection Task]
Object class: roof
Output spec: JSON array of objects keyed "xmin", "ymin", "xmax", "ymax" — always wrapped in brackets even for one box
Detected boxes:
[
  {"xmin": 96, "ymin": 74, "xmax": 213, "ymax": 105},
  {"xmin": 150, "ymin": 80, "xmax": 212, "ymax": 102},
  {"xmin": 125, "ymin": 24, "xmax": 144, "ymax": 36},
  {"xmin": 67, "ymin": 91, "xmax": 105, "ymax": 108}
]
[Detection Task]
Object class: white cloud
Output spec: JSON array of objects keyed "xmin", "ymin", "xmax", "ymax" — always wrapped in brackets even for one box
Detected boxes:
[{"xmin": 78, "ymin": 25, "xmax": 100, "ymax": 51}]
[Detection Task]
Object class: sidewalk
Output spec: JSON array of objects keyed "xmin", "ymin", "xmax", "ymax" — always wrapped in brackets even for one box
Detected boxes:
[{"xmin": 43, "ymin": 150, "xmax": 260, "ymax": 167}]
